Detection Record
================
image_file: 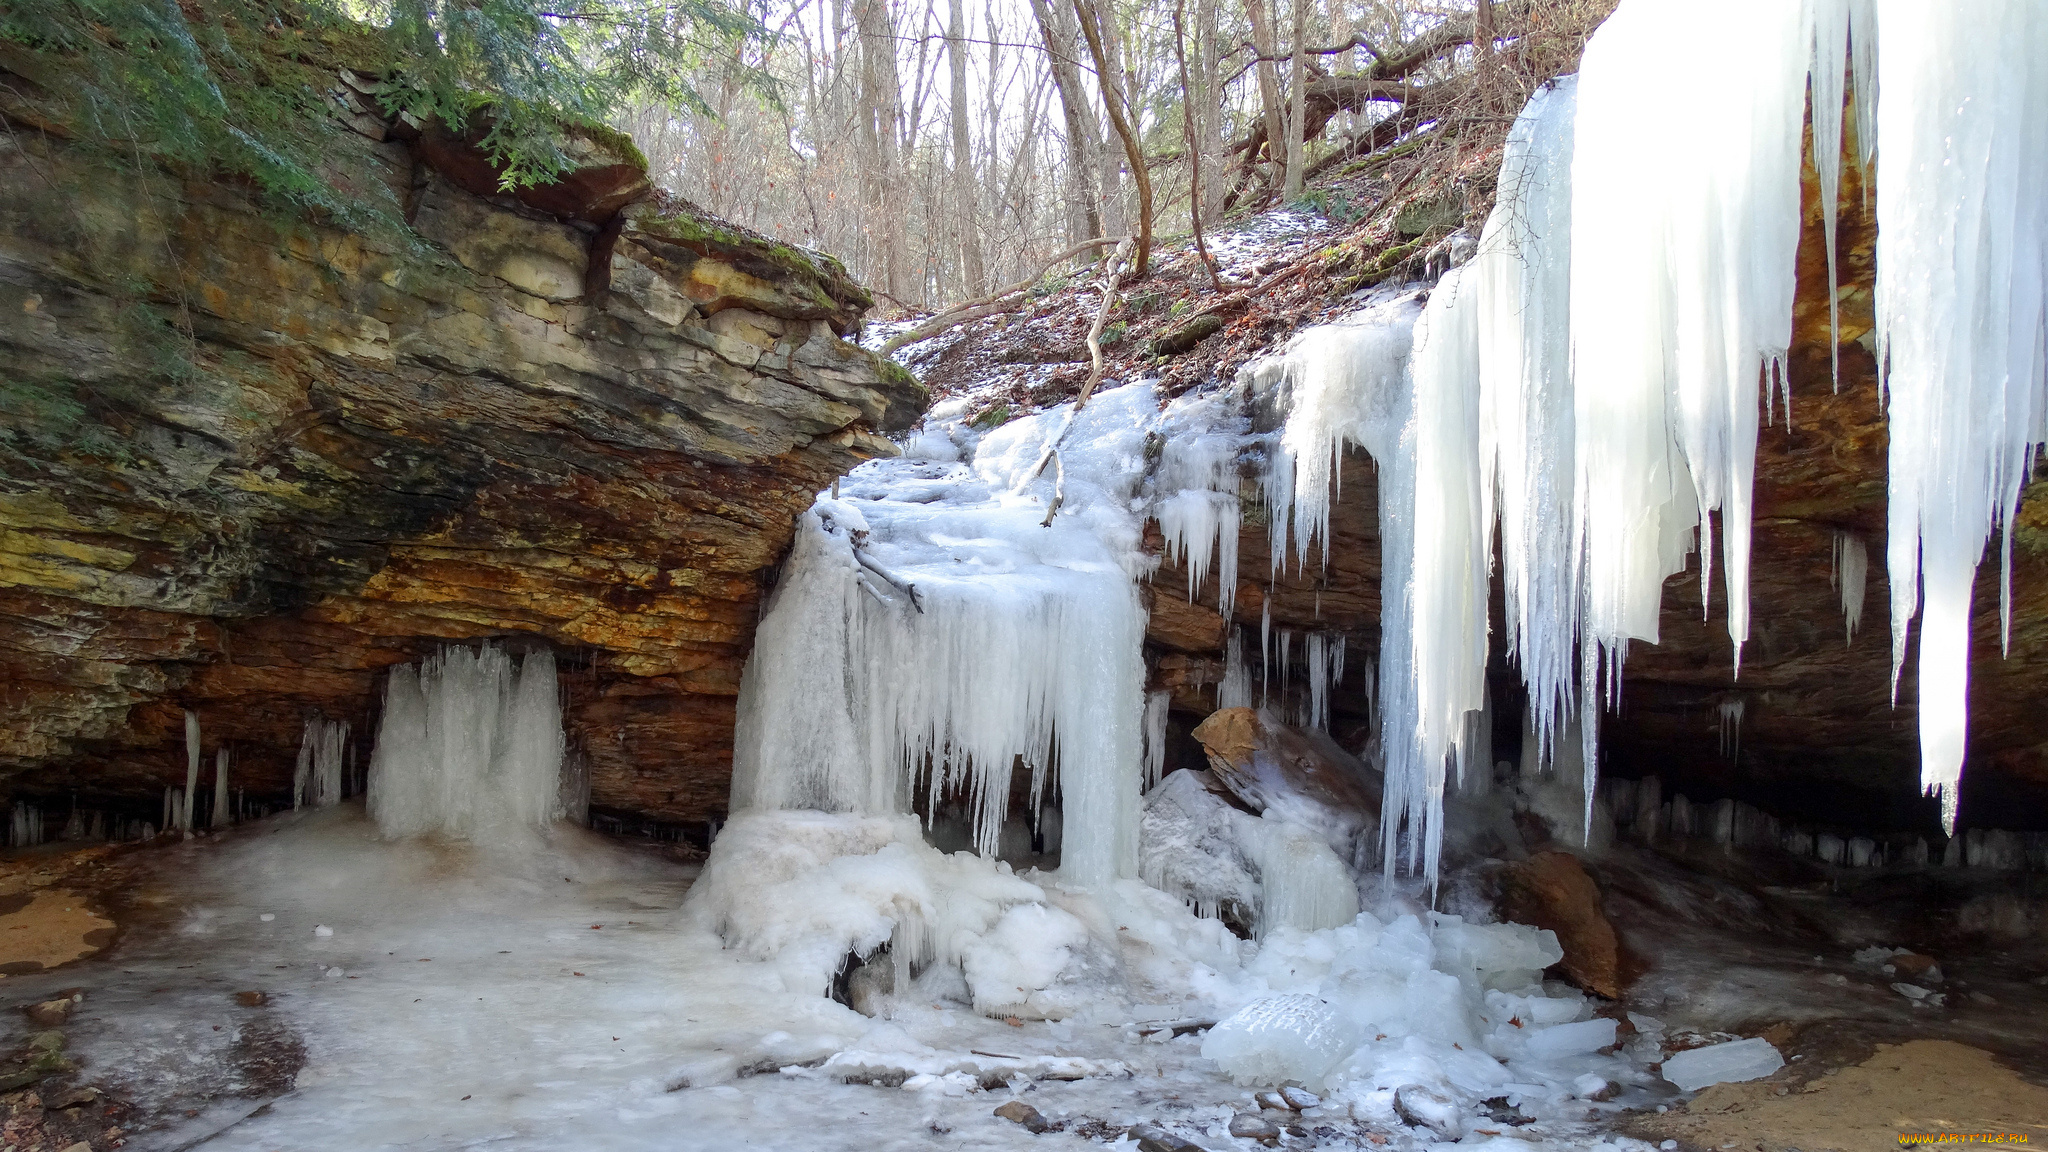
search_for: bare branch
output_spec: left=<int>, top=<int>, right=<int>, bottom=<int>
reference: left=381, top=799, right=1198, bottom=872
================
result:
left=876, top=236, right=1116, bottom=353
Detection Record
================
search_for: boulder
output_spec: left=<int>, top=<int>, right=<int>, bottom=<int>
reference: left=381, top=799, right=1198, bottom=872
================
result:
left=1191, top=708, right=1380, bottom=829
left=1498, top=851, right=1628, bottom=999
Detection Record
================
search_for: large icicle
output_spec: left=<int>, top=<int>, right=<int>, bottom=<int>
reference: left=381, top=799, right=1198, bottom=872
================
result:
left=1569, top=0, right=1818, bottom=684
left=1474, top=76, right=1579, bottom=761
left=1832, top=530, right=1868, bottom=644
left=1873, top=0, right=2048, bottom=836
left=181, top=710, right=200, bottom=835
left=1249, top=294, right=1427, bottom=877
left=1403, top=263, right=1491, bottom=883
left=211, top=747, right=231, bottom=830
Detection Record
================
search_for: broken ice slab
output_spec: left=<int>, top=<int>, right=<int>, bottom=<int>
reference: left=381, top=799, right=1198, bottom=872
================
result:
left=1661, top=1036, right=1784, bottom=1091
left=1525, top=1017, right=1617, bottom=1059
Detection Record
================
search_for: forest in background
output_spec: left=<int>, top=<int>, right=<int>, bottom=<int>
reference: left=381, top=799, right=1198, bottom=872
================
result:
left=625, top=0, right=1611, bottom=313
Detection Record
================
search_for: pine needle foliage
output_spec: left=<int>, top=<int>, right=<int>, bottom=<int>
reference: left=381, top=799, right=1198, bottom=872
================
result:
left=1, top=0, right=770, bottom=223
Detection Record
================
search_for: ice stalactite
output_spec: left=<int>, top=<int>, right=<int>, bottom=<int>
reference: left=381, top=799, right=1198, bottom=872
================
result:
left=1406, top=261, right=1491, bottom=877
left=1475, top=76, right=1579, bottom=763
left=1219, top=628, right=1253, bottom=709
left=1154, top=397, right=1248, bottom=620
left=211, top=747, right=231, bottom=830
left=9, top=803, right=41, bottom=848
left=182, top=709, right=200, bottom=834
left=365, top=646, right=566, bottom=841
left=295, top=716, right=350, bottom=810
left=1832, top=530, right=1868, bottom=644
left=1873, top=0, right=2048, bottom=837
left=1248, top=294, right=1425, bottom=877
left=1717, top=699, right=1745, bottom=763
left=731, top=387, right=1154, bottom=888
left=1570, top=0, right=1820, bottom=691
left=1259, top=601, right=1272, bottom=701
left=1142, top=690, right=1171, bottom=790
left=1303, top=632, right=1344, bottom=732
left=1249, top=817, right=1360, bottom=934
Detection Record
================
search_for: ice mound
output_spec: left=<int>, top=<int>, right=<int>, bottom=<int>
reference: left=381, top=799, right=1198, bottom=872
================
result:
left=687, top=811, right=1247, bottom=1019
left=685, top=811, right=1049, bottom=1002
left=1206, top=908, right=1587, bottom=1110
left=1139, top=769, right=1359, bottom=934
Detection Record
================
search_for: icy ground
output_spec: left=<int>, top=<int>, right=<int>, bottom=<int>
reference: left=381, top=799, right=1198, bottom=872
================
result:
left=6, top=808, right=1690, bottom=1152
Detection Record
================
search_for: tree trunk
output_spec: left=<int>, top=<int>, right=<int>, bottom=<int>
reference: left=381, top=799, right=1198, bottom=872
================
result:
left=1243, top=0, right=1287, bottom=186
left=1071, top=0, right=1152, bottom=274
left=1282, top=0, right=1307, bottom=198
left=854, top=0, right=906, bottom=301
left=1029, top=0, right=1105, bottom=245
left=1196, top=0, right=1224, bottom=221
left=947, top=0, right=985, bottom=296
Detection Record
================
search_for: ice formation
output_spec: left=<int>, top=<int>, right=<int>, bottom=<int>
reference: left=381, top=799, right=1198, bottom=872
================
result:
left=1230, top=0, right=2046, bottom=877
left=1141, top=690, right=1171, bottom=790
left=365, top=645, right=566, bottom=840
left=1138, top=771, right=1358, bottom=935
left=730, top=387, right=1159, bottom=888
left=1832, top=530, right=1868, bottom=644
left=9, top=803, right=42, bottom=848
left=181, top=709, right=200, bottom=834
left=1201, top=911, right=1576, bottom=1101
left=1874, top=2, right=2048, bottom=836
left=211, top=747, right=231, bottom=830
left=1717, top=699, right=1745, bottom=763
left=294, top=716, right=350, bottom=810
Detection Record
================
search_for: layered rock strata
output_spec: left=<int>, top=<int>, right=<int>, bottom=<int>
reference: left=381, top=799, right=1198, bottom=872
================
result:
left=0, top=57, right=923, bottom=829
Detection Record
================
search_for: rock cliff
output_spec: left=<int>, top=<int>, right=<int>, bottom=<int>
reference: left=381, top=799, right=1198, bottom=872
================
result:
left=0, top=49, right=924, bottom=833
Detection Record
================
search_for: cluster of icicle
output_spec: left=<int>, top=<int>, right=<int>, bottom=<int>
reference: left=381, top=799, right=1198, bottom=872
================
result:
left=366, top=645, right=567, bottom=841
left=295, top=717, right=351, bottom=810
left=159, top=710, right=241, bottom=836
left=1249, top=0, right=2045, bottom=884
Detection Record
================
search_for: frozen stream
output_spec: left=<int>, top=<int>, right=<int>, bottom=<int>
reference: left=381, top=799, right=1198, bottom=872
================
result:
left=9, top=808, right=1669, bottom=1152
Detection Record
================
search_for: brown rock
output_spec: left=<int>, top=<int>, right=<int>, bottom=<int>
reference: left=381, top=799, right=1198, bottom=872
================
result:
left=1889, top=953, right=1940, bottom=981
left=1191, top=708, right=1380, bottom=818
left=21, top=1000, right=71, bottom=1028
left=414, top=117, right=652, bottom=224
left=234, top=991, right=270, bottom=1008
left=1141, top=583, right=1229, bottom=653
left=1498, top=851, right=1627, bottom=999
left=994, top=1099, right=1050, bottom=1133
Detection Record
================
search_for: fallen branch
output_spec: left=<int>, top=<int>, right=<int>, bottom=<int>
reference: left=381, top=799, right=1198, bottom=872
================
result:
left=877, top=237, right=1116, bottom=354
left=1038, top=449, right=1066, bottom=527
left=1015, top=237, right=1136, bottom=496
left=853, top=548, right=925, bottom=613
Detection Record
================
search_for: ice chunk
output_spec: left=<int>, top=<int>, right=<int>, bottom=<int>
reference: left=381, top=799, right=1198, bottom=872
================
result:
left=1202, top=994, right=1357, bottom=1091
left=1524, top=1017, right=1615, bottom=1060
left=1661, top=1036, right=1784, bottom=1091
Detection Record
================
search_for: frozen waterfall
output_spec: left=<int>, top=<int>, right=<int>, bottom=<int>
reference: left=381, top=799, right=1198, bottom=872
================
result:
left=365, top=645, right=567, bottom=841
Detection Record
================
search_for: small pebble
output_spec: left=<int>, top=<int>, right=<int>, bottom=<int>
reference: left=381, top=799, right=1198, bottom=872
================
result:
left=260, top=913, right=275, bottom=922
left=313, top=925, right=333, bottom=937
